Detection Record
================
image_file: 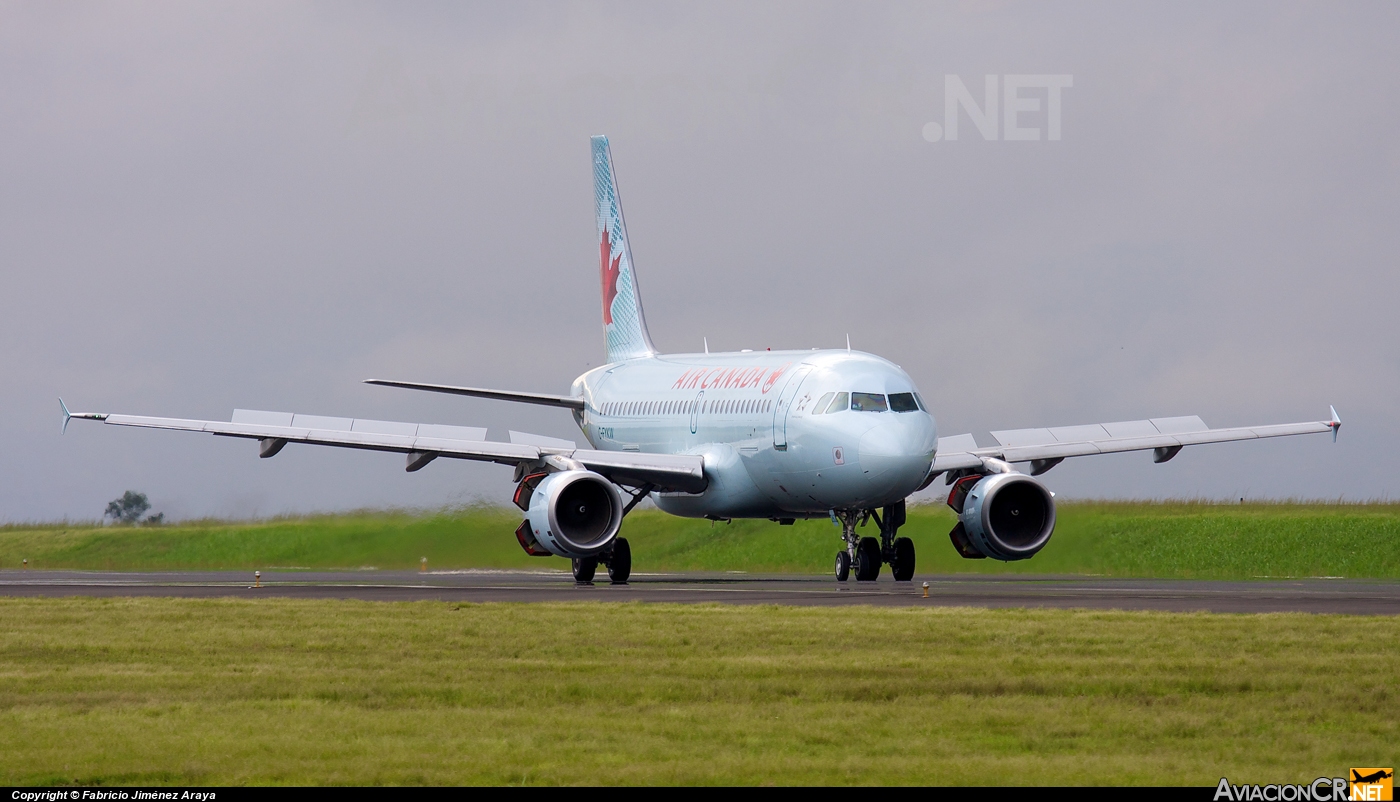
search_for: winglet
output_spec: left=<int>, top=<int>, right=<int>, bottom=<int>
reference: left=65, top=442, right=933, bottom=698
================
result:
left=1329, top=405, right=1341, bottom=443
left=58, top=398, right=108, bottom=434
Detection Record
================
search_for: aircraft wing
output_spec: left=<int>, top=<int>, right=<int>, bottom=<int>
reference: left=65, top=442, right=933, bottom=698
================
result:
left=931, top=408, right=1340, bottom=478
left=61, top=405, right=706, bottom=493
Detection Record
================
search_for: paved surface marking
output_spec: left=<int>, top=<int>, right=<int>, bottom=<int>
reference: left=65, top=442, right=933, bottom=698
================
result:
left=2, top=570, right=1398, bottom=614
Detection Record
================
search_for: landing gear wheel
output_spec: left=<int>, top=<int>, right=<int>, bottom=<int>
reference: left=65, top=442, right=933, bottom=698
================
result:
left=891, top=536, right=916, bottom=582
left=607, top=538, right=631, bottom=584
left=572, top=557, right=597, bottom=583
left=855, top=536, right=882, bottom=581
left=834, top=550, right=851, bottom=582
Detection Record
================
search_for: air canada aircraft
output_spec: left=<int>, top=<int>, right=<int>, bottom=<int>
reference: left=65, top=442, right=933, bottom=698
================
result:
left=62, top=136, right=1342, bottom=584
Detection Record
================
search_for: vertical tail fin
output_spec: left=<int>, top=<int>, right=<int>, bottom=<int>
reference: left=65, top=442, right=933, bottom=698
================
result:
left=593, top=135, right=656, bottom=362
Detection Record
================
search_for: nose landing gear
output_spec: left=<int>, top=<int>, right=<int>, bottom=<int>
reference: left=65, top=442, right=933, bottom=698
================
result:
left=855, top=536, right=882, bottom=581
left=832, top=500, right=916, bottom=582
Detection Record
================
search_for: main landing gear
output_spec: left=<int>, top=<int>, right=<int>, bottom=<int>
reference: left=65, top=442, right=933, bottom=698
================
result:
left=833, top=499, right=915, bottom=582
left=573, top=537, right=631, bottom=585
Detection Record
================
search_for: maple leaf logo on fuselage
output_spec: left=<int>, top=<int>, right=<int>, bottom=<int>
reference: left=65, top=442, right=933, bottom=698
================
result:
left=600, top=226, right=622, bottom=326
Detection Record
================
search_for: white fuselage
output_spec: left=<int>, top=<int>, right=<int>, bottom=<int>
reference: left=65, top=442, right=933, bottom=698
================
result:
left=569, top=349, right=938, bottom=518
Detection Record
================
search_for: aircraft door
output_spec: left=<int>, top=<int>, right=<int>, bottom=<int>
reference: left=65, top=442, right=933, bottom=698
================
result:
left=690, top=390, right=704, bottom=435
left=771, top=366, right=813, bottom=450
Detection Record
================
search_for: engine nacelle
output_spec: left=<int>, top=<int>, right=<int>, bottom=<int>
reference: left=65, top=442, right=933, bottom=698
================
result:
left=950, top=472, right=1056, bottom=561
left=523, top=470, right=624, bottom=559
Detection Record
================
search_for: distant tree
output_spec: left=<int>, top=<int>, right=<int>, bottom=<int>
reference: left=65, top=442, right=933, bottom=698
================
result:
left=105, top=491, right=163, bottom=525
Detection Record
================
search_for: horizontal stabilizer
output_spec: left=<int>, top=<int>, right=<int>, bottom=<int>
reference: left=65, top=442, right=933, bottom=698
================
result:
left=364, top=379, right=585, bottom=410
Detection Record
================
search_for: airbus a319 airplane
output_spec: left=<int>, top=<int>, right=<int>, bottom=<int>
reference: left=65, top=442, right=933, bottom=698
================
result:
left=63, top=136, right=1342, bottom=584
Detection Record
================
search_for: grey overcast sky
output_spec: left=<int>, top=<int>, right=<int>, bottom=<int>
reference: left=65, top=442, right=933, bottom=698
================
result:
left=2, top=2, right=1397, bottom=522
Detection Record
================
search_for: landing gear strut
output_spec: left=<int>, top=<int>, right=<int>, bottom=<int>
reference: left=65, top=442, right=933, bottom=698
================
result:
left=832, top=500, right=915, bottom=582
left=833, top=511, right=885, bottom=581
left=855, top=536, right=881, bottom=581
left=834, top=510, right=861, bottom=582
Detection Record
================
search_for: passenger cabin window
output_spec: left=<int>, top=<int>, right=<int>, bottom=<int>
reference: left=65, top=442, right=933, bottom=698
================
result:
left=825, top=392, right=849, bottom=413
left=811, top=392, right=834, bottom=415
left=888, top=392, right=919, bottom=412
left=850, top=392, right=888, bottom=412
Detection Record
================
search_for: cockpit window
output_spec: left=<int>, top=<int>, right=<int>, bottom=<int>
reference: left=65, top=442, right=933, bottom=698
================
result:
left=888, top=392, right=919, bottom=412
left=850, top=392, right=888, bottom=412
left=825, top=392, right=849, bottom=413
left=810, top=392, right=834, bottom=415
left=913, top=392, right=927, bottom=412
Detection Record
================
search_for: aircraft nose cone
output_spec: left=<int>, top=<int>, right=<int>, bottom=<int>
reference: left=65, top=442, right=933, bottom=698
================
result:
left=858, top=421, right=906, bottom=461
left=858, top=418, right=932, bottom=498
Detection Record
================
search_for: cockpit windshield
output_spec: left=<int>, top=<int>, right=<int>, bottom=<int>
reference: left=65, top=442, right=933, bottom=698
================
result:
left=850, top=392, right=888, bottom=412
left=811, top=390, right=924, bottom=415
left=888, top=392, right=919, bottom=412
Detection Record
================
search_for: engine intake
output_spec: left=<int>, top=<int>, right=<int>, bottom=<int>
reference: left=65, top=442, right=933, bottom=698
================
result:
left=523, top=470, right=624, bottom=558
left=947, top=473, right=1055, bottom=561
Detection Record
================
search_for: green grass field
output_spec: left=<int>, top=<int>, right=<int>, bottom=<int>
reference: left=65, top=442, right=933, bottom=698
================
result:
left=4, top=507, right=1398, bottom=785
left=3, top=502, right=1399, bottom=579
left=1, top=598, right=1395, bottom=785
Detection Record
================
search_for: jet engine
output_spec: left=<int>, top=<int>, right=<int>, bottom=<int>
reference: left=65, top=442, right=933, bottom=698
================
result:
left=946, top=472, right=1056, bottom=561
left=519, top=470, right=624, bottom=559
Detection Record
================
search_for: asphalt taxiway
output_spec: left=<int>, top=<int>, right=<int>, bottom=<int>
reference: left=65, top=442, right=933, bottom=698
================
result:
left=2, top=569, right=1398, bottom=614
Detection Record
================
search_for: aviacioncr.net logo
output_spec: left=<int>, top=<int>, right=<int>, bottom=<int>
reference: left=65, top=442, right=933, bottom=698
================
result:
left=1214, top=771, right=1393, bottom=802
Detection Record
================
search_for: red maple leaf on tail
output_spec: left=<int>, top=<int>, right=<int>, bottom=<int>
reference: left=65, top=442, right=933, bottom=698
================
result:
left=599, top=226, right=622, bottom=325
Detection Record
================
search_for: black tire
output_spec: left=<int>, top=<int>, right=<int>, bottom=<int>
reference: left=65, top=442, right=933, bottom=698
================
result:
left=607, top=538, right=631, bottom=584
left=891, top=536, right=916, bottom=582
left=855, top=536, right=882, bottom=581
left=572, top=556, right=598, bottom=583
left=834, top=550, right=851, bottom=582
